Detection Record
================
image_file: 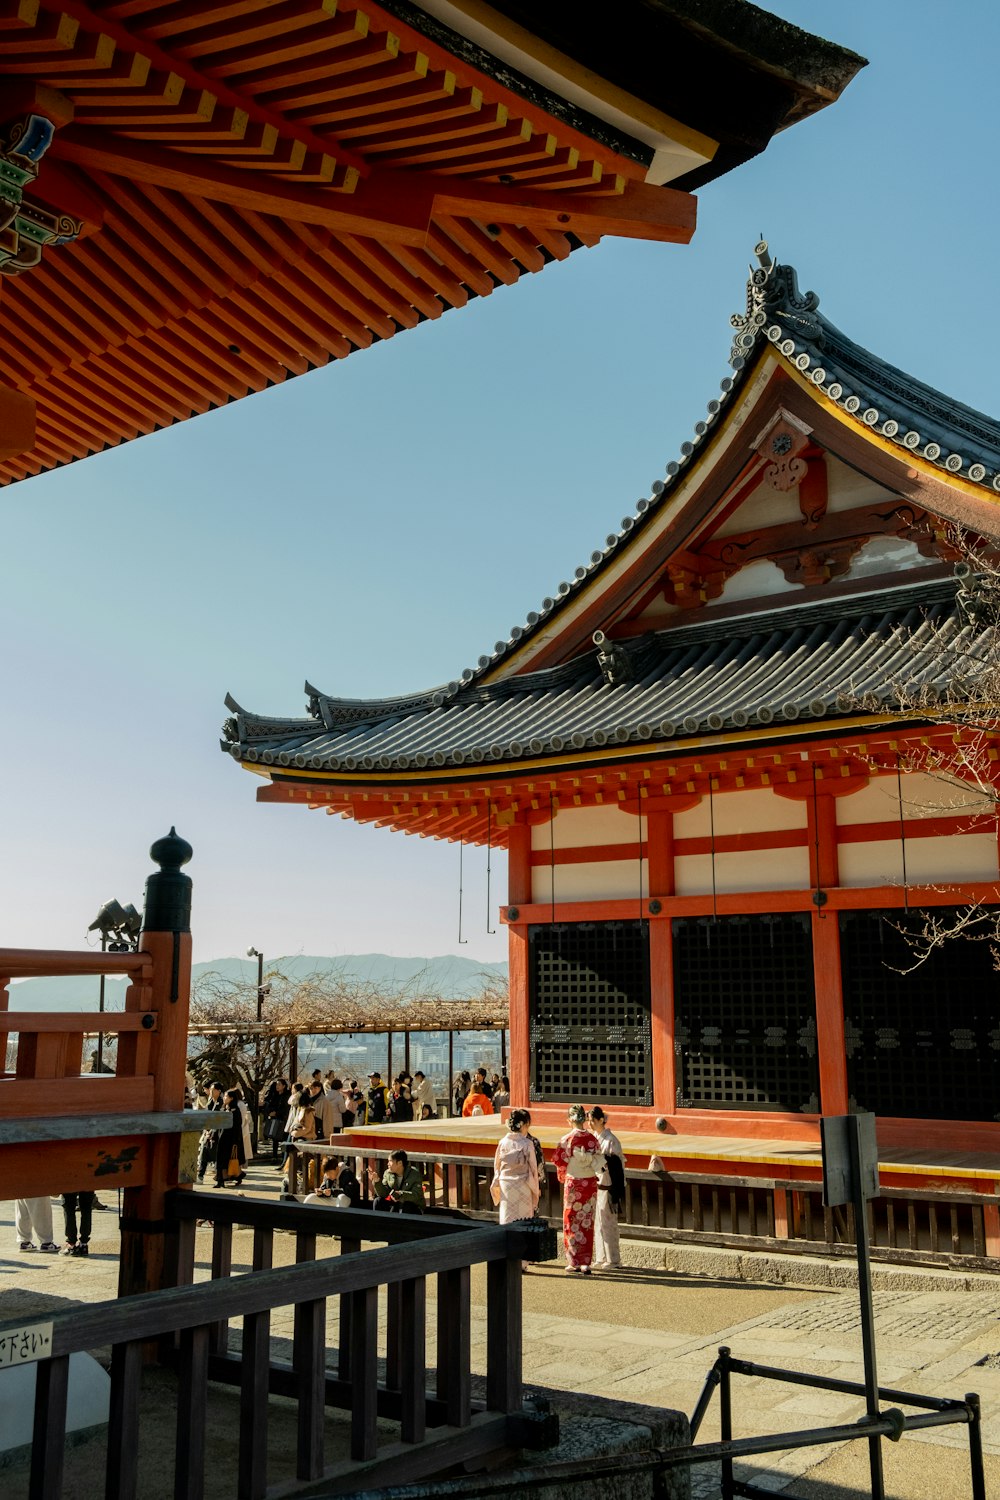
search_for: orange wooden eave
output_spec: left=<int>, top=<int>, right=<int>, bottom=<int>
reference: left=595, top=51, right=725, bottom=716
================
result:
left=0, top=0, right=698, bottom=484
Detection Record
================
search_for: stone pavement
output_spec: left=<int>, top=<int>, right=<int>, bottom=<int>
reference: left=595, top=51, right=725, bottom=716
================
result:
left=3, top=1169, right=1000, bottom=1498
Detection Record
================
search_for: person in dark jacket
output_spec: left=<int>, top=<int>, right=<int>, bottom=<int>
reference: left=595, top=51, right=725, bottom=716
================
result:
left=304, top=1156, right=361, bottom=1208
left=368, top=1150, right=425, bottom=1212
left=213, top=1089, right=246, bottom=1187
left=365, top=1071, right=390, bottom=1124
left=261, top=1077, right=290, bottom=1158
left=197, top=1082, right=226, bottom=1180
left=387, top=1081, right=413, bottom=1123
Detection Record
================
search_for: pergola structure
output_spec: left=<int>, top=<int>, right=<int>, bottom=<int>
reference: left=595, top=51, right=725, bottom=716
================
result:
left=0, top=0, right=863, bottom=481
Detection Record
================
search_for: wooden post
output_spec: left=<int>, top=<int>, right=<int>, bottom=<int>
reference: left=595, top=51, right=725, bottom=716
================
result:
left=813, top=910, right=849, bottom=1116
left=119, top=830, right=193, bottom=1302
left=507, top=819, right=531, bottom=1108
left=648, top=808, right=676, bottom=1114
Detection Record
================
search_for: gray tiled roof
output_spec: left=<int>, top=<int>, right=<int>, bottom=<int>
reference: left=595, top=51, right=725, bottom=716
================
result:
left=224, top=577, right=986, bottom=775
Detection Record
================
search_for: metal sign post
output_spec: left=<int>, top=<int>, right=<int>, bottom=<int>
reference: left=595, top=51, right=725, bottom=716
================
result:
left=821, top=1112, right=883, bottom=1500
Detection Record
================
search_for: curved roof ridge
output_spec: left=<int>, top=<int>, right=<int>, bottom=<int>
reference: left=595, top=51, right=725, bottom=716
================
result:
left=444, top=242, right=1000, bottom=699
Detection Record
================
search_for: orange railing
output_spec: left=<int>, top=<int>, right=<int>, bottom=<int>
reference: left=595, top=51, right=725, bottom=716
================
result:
left=0, top=946, right=159, bottom=1116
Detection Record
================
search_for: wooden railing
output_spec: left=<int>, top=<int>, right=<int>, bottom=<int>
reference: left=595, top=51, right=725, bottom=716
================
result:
left=290, top=1143, right=1000, bottom=1271
left=6, top=1191, right=556, bottom=1500
left=0, top=947, right=157, bottom=1115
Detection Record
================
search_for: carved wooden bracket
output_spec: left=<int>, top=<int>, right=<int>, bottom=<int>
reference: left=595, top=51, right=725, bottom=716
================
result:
left=0, top=81, right=81, bottom=276
left=774, top=536, right=869, bottom=587
left=751, top=408, right=813, bottom=492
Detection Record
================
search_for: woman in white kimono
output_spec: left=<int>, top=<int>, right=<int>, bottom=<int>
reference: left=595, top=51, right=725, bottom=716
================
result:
left=588, top=1106, right=623, bottom=1269
left=491, top=1108, right=540, bottom=1255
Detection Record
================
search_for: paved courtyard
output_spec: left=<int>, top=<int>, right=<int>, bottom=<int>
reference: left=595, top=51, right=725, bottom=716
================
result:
left=3, top=1168, right=999, bottom=1498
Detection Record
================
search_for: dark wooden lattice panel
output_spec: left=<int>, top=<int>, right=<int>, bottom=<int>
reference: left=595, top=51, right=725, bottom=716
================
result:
left=673, top=914, right=819, bottom=1112
left=840, top=909, right=1000, bottom=1121
left=529, top=921, right=651, bottom=1105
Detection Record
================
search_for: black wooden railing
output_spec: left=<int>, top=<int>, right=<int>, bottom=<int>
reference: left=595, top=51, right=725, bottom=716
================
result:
left=290, top=1142, right=1000, bottom=1270
left=7, top=1190, right=556, bottom=1500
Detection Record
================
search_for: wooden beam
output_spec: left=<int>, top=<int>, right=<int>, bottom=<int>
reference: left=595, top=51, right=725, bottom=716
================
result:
left=49, top=128, right=695, bottom=246
left=430, top=175, right=696, bottom=245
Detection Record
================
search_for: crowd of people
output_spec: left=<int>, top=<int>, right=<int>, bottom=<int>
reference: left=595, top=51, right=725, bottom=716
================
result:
left=15, top=1058, right=629, bottom=1273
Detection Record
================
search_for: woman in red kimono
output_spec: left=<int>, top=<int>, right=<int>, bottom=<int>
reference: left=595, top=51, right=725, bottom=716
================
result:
left=552, top=1104, right=603, bottom=1274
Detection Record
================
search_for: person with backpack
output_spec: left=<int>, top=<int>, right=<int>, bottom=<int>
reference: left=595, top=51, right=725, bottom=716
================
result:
left=365, top=1070, right=390, bottom=1124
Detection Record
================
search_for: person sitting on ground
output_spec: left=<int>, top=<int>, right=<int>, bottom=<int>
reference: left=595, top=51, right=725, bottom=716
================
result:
left=368, top=1150, right=426, bottom=1212
left=419, top=1103, right=434, bottom=1122
left=411, top=1070, right=436, bottom=1117
left=303, top=1155, right=361, bottom=1208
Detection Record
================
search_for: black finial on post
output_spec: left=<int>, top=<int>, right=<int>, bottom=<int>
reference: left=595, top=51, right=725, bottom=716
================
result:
left=142, top=827, right=193, bottom=934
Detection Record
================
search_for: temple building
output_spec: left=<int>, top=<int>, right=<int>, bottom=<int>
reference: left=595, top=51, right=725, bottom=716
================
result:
left=225, top=242, right=1000, bottom=1166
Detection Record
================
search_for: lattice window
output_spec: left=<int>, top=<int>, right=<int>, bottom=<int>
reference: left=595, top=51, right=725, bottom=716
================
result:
left=841, top=909, right=1000, bottom=1121
left=529, top=921, right=651, bottom=1105
left=673, top=914, right=819, bottom=1112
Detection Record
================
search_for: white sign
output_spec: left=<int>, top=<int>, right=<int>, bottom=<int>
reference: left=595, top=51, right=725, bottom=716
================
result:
left=0, top=1322, right=54, bottom=1369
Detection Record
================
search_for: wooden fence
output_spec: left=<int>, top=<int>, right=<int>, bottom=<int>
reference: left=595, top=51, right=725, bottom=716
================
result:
left=7, top=1190, right=556, bottom=1500
left=290, top=1143, right=1000, bottom=1272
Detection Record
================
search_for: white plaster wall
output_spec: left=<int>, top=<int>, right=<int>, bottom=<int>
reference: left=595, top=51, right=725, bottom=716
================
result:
left=539, top=859, right=649, bottom=903
left=673, top=787, right=808, bottom=838
left=836, top=772, right=994, bottom=825
left=530, top=803, right=638, bottom=850
left=674, top=847, right=811, bottom=895
left=714, top=477, right=801, bottom=535
left=825, top=454, right=898, bottom=515
left=843, top=536, right=928, bottom=580
left=716, top=558, right=800, bottom=604
left=838, top=833, right=998, bottom=887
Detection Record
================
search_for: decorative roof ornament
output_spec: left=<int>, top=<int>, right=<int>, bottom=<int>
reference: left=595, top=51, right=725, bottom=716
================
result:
left=593, top=630, right=633, bottom=687
left=730, top=239, right=823, bottom=363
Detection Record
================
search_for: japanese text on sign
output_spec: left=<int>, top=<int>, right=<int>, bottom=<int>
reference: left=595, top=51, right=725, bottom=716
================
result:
left=0, top=1322, right=54, bottom=1368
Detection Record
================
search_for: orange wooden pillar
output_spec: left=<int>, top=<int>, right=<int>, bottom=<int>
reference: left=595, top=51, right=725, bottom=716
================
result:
left=647, top=807, right=676, bottom=1114
left=118, top=829, right=194, bottom=1300
left=506, top=821, right=531, bottom=1108
left=809, top=791, right=849, bottom=1115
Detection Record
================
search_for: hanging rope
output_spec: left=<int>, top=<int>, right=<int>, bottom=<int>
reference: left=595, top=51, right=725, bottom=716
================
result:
left=457, top=841, right=468, bottom=944
left=486, top=800, right=496, bottom=934
left=709, top=778, right=718, bottom=921
left=896, top=756, right=910, bottom=911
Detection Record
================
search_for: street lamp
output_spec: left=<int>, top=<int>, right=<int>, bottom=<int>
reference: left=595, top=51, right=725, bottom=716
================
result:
left=88, top=899, right=141, bottom=1072
left=247, top=946, right=271, bottom=1140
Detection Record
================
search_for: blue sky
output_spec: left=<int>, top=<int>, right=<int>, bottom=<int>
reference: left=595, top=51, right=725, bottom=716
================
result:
left=4, top=1, right=999, bottom=964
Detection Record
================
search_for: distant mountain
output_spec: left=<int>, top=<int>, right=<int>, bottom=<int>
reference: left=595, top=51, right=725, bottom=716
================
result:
left=7, top=952, right=508, bottom=1012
